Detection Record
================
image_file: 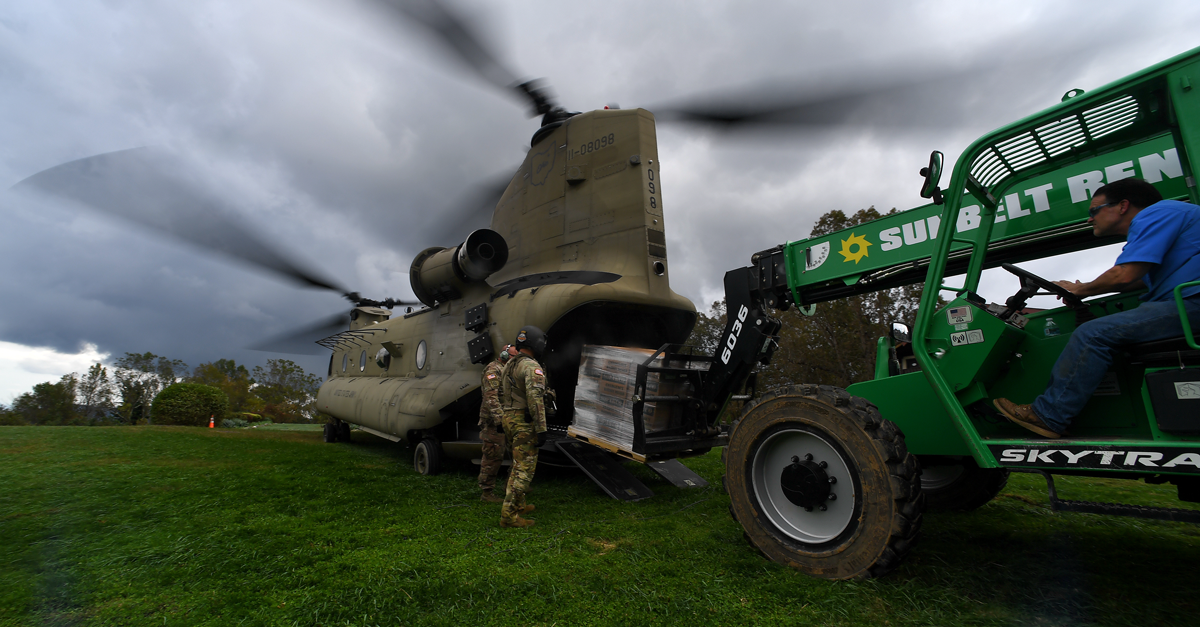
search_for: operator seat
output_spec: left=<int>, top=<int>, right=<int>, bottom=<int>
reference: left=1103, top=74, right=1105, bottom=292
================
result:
left=1123, top=336, right=1200, bottom=367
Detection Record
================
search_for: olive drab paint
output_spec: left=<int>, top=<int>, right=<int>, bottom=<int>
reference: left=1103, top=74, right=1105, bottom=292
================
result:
left=316, top=109, right=695, bottom=453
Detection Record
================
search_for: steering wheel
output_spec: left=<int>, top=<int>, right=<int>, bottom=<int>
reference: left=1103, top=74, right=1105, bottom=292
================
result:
left=1001, top=263, right=1086, bottom=309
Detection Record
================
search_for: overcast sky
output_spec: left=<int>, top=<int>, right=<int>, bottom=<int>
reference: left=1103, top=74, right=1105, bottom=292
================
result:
left=2, top=0, right=1198, bottom=403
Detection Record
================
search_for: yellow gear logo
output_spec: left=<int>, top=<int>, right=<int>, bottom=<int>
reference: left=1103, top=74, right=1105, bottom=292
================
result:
left=838, top=232, right=872, bottom=264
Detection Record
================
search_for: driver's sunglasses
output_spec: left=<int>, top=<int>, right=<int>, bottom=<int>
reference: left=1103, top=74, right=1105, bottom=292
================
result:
left=1088, top=200, right=1120, bottom=218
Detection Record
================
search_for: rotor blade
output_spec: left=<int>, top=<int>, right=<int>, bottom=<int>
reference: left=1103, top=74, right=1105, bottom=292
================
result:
left=365, top=0, right=555, bottom=116
left=344, top=293, right=424, bottom=308
left=652, top=73, right=961, bottom=130
left=13, top=147, right=347, bottom=294
left=426, top=170, right=514, bottom=246
left=371, top=0, right=516, bottom=88
left=650, top=49, right=1079, bottom=131
left=250, top=312, right=350, bottom=355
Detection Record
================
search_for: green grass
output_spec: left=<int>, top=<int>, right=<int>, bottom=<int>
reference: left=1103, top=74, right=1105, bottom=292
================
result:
left=1, top=426, right=1198, bottom=626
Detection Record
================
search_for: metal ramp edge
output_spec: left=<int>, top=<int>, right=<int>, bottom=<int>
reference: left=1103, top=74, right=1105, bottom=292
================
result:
left=646, top=458, right=709, bottom=489
left=552, top=436, right=654, bottom=502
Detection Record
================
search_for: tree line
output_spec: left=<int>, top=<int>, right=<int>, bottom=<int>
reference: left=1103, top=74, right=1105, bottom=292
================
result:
left=0, top=352, right=324, bottom=427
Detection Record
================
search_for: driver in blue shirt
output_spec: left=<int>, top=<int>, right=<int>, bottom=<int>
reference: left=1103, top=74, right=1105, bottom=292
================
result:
left=994, top=177, right=1200, bottom=437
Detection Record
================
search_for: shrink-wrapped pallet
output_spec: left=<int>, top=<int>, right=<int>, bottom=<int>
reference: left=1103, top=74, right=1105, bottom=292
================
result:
left=570, top=345, right=689, bottom=451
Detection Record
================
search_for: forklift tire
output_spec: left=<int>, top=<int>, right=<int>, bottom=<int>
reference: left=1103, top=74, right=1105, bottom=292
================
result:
left=337, top=421, right=351, bottom=442
left=919, top=458, right=1009, bottom=512
left=323, top=423, right=337, bottom=443
left=723, top=385, right=924, bottom=580
left=414, top=438, right=443, bottom=476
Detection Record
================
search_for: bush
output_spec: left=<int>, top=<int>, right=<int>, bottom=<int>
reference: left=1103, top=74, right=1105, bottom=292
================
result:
left=151, top=383, right=228, bottom=426
left=220, top=418, right=249, bottom=429
left=0, top=410, right=28, bottom=426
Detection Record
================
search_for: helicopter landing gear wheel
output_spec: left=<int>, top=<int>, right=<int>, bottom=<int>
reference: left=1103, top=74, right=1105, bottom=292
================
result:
left=337, top=421, right=351, bottom=442
left=413, top=437, right=443, bottom=476
left=723, top=385, right=924, bottom=580
left=323, top=423, right=337, bottom=443
left=920, top=458, right=1009, bottom=512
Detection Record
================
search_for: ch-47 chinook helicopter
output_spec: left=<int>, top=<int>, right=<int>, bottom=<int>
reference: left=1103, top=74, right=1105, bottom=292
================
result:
left=313, top=102, right=702, bottom=482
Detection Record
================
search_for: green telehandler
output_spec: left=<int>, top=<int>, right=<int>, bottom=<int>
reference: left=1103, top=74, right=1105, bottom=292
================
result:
left=701, top=46, right=1200, bottom=579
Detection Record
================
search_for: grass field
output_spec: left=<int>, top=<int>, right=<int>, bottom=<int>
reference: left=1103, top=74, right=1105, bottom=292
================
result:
left=2, top=425, right=1199, bottom=627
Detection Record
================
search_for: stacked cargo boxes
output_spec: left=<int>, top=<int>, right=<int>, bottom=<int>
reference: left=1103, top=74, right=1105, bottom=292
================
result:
left=570, top=345, right=689, bottom=456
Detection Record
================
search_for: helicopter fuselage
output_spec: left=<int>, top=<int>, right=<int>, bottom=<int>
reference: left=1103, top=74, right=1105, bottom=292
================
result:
left=316, top=108, right=696, bottom=454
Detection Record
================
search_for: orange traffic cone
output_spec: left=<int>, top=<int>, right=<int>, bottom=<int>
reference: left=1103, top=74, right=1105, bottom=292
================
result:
left=208, top=415, right=215, bottom=428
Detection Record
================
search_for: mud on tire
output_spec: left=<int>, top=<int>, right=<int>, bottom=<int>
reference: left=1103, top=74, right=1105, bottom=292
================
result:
left=722, top=385, right=924, bottom=580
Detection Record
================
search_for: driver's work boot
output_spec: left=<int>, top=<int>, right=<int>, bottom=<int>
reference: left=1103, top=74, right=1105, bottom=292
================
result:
left=993, top=398, right=1062, bottom=439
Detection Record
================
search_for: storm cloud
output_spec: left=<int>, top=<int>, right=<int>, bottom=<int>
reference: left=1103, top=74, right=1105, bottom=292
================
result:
left=2, top=0, right=1197, bottom=400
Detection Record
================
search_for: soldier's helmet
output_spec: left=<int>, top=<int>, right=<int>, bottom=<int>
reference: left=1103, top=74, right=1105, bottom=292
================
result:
left=514, top=325, right=548, bottom=357
left=498, top=344, right=514, bottom=363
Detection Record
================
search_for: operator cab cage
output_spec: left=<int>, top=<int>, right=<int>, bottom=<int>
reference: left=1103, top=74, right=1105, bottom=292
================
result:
left=740, top=46, right=1200, bottom=471
left=713, top=48, right=1200, bottom=581
left=904, top=47, right=1200, bottom=460
left=928, top=48, right=1199, bottom=307
left=728, top=46, right=1200, bottom=469
left=774, top=45, right=1200, bottom=309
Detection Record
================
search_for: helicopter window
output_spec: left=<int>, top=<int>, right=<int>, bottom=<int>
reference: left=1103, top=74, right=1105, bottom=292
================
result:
left=416, top=340, right=428, bottom=370
left=375, top=348, right=391, bottom=370
left=342, top=353, right=348, bottom=373
left=359, top=350, right=367, bottom=372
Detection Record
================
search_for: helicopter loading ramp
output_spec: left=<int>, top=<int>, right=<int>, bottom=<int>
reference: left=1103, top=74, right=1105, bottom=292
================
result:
left=552, top=435, right=653, bottom=501
left=550, top=433, right=709, bottom=501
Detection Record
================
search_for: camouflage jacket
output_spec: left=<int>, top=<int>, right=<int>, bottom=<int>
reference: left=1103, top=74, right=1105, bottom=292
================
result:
left=478, top=358, right=505, bottom=428
left=500, top=354, right=547, bottom=433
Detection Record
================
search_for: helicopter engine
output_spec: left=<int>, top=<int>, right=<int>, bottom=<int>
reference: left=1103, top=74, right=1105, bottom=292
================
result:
left=409, top=229, right=509, bottom=307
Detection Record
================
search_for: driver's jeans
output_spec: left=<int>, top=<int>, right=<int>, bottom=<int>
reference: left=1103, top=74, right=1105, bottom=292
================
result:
left=1033, top=294, right=1200, bottom=433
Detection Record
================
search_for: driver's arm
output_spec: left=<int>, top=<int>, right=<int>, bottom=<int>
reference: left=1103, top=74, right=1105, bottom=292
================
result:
left=1054, top=262, right=1151, bottom=297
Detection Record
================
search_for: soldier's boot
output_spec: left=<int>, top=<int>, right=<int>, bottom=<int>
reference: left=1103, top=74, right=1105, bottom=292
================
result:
left=480, top=490, right=503, bottom=503
left=519, top=504, right=535, bottom=514
left=500, top=516, right=535, bottom=528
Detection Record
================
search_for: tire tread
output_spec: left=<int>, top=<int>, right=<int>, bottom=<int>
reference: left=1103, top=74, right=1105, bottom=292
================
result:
left=723, top=384, right=924, bottom=580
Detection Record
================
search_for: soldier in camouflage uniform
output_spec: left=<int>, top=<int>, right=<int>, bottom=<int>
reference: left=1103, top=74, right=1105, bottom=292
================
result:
left=478, top=344, right=515, bottom=503
left=498, top=326, right=549, bottom=528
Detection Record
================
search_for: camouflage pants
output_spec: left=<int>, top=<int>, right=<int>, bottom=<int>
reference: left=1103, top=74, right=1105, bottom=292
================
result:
left=477, top=422, right=506, bottom=491
left=500, top=410, right=539, bottom=524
